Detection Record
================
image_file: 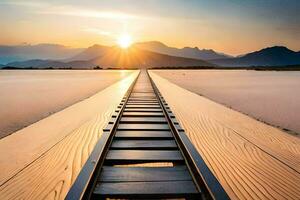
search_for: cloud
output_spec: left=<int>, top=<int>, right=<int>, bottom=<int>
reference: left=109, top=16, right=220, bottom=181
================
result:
left=1, top=1, right=138, bottom=20
left=84, top=28, right=112, bottom=36
left=0, top=1, right=47, bottom=8
left=38, top=6, right=137, bottom=20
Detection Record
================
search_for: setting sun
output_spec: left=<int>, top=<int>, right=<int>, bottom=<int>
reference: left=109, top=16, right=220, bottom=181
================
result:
left=117, top=34, right=132, bottom=49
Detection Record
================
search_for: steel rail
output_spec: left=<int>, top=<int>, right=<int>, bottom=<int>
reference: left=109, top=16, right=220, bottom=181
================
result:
left=65, top=71, right=140, bottom=200
left=65, top=70, right=229, bottom=200
left=148, top=70, right=229, bottom=200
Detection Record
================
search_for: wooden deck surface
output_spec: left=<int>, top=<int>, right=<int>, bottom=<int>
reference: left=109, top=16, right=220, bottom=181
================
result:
left=149, top=71, right=300, bottom=200
left=0, top=71, right=139, bottom=200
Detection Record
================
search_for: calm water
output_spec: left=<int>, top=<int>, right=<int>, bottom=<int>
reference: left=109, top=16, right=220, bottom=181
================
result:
left=154, top=70, right=300, bottom=135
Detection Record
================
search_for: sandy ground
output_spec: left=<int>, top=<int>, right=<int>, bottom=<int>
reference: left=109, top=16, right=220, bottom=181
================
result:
left=150, top=71, right=300, bottom=199
left=0, top=71, right=139, bottom=199
left=0, top=70, right=133, bottom=138
left=153, top=70, right=300, bottom=135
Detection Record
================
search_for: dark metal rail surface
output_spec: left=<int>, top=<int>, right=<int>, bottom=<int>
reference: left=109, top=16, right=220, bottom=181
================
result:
left=66, top=70, right=229, bottom=200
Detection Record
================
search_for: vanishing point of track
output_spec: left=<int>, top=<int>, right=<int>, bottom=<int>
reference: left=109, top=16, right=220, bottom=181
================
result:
left=66, top=70, right=229, bottom=199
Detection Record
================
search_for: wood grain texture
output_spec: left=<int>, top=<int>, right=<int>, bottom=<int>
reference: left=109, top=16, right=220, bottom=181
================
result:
left=0, top=70, right=134, bottom=138
left=150, top=71, right=300, bottom=200
left=93, top=181, right=198, bottom=196
left=0, top=71, right=139, bottom=200
left=117, top=123, right=170, bottom=130
left=99, top=166, right=190, bottom=182
left=111, top=140, right=177, bottom=149
left=106, top=150, right=183, bottom=161
left=115, top=130, right=173, bottom=139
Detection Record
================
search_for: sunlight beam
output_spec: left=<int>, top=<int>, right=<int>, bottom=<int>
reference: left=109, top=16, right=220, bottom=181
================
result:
left=117, top=34, right=132, bottom=49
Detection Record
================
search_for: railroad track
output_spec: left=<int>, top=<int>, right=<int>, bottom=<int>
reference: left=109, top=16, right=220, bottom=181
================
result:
left=66, top=70, right=229, bottom=200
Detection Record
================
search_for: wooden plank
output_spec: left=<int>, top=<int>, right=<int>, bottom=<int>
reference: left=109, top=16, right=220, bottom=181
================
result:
left=130, top=93, right=155, bottom=95
left=106, top=150, right=183, bottom=162
left=127, top=99, right=158, bottom=102
left=128, top=98, right=157, bottom=100
left=124, top=108, right=162, bottom=112
left=127, top=102, right=159, bottom=104
left=126, top=105, right=161, bottom=108
left=0, top=71, right=140, bottom=200
left=129, top=97, right=156, bottom=100
left=120, top=117, right=167, bottom=123
left=122, top=112, right=164, bottom=117
left=93, top=181, right=199, bottom=198
left=99, top=166, right=191, bottom=182
left=125, top=106, right=161, bottom=109
left=130, top=96, right=157, bottom=99
left=127, top=102, right=159, bottom=105
left=115, top=131, right=173, bottom=139
left=128, top=97, right=158, bottom=103
left=129, top=98, right=157, bottom=100
left=131, top=91, right=154, bottom=93
left=128, top=99, right=158, bottom=101
left=130, top=94, right=156, bottom=97
left=126, top=104, right=160, bottom=106
left=132, top=90, right=154, bottom=92
left=131, top=92, right=155, bottom=94
left=117, top=123, right=170, bottom=131
left=111, top=140, right=177, bottom=149
left=131, top=92, right=155, bottom=93
left=149, top=71, right=300, bottom=199
left=129, top=95, right=156, bottom=98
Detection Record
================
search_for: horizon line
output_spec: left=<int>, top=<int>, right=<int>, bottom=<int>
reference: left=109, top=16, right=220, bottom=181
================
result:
left=0, top=41, right=299, bottom=57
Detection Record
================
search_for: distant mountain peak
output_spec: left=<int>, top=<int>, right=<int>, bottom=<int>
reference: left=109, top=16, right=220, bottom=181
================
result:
left=247, top=46, right=296, bottom=57
left=267, top=45, right=289, bottom=49
left=66, top=44, right=110, bottom=61
left=87, top=44, right=109, bottom=49
left=182, top=46, right=199, bottom=50
left=202, top=49, right=215, bottom=53
left=211, top=45, right=300, bottom=67
left=260, top=46, right=293, bottom=52
left=134, top=41, right=231, bottom=60
left=135, top=41, right=168, bottom=48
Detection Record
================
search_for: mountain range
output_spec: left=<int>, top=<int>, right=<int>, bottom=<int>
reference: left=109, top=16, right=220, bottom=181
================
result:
left=1, top=42, right=300, bottom=68
left=210, top=46, right=300, bottom=66
left=7, top=46, right=212, bottom=69
left=133, top=41, right=231, bottom=60
left=0, top=44, right=83, bottom=64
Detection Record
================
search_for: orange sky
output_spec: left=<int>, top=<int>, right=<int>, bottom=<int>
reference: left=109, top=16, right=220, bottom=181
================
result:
left=1, top=0, right=299, bottom=55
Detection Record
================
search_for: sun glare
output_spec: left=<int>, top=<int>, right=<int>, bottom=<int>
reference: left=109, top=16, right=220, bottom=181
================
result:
left=117, top=34, right=132, bottom=49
